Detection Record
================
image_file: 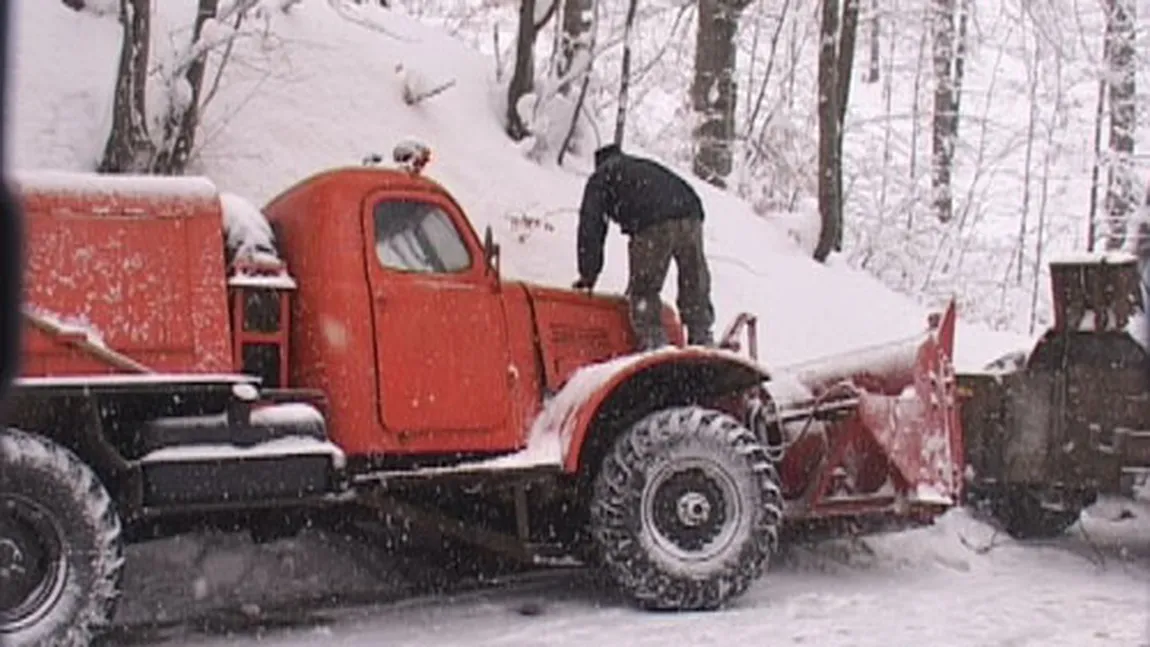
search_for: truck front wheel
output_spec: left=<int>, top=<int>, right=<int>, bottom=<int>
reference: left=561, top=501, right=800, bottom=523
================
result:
left=589, top=406, right=783, bottom=611
left=0, top=428, right=124, bottom=646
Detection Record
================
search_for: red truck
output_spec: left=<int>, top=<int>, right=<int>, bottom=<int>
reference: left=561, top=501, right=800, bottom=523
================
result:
left=1, top=142, right=963, bottom=646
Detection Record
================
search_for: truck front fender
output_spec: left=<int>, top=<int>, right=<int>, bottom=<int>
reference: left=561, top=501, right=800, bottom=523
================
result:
left=532, top=347, right=770, bottom=475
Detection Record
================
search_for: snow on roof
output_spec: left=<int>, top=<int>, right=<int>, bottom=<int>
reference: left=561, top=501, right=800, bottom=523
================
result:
left=1048, top=250, right=1139, bottom=265
left=220, top=191, right=281, bottom=263
left=11, top=169, right=218, bottom=199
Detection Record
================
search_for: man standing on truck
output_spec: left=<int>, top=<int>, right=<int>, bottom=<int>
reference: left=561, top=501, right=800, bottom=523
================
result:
left=572, top=144, right=716, bottom=350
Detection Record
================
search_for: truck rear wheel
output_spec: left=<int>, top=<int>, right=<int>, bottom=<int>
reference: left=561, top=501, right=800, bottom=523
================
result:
left=0, top=428, right=124, bottom=646
left=589, top=406, right=782, bottom=611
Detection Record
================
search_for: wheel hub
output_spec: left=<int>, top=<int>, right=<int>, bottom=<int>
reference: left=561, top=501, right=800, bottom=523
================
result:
left=676, top=491, right=712, bottom=527
left=642, top=460, right=742, bottom=564
left=0, top=495, right=68, bottom=632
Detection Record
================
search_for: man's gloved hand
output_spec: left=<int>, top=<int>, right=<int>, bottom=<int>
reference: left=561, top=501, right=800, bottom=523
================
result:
left=572, top=276, right=595, bottom=292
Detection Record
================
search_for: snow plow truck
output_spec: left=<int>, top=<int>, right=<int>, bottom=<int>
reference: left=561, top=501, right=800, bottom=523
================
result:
left=1, top=141, right=963, bottom=646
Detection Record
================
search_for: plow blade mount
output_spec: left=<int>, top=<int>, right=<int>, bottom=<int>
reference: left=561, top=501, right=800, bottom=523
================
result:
left=774, top=301, right=962, bottom=514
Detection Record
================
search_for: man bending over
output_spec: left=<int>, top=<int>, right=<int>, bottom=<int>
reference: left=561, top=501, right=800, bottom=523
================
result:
left=573, top=144, right=715, bottom=350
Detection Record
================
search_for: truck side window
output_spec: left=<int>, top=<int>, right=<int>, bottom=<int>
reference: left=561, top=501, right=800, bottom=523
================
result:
left=373, top=199, right=472, bottom=274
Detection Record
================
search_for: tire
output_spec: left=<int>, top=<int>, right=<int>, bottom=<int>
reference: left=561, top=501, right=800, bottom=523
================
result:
left=589, top=406, right=783, bottom=611
left=0, top=428, right=124, bottom=647
left=991, top=488, right=1084, bottom=540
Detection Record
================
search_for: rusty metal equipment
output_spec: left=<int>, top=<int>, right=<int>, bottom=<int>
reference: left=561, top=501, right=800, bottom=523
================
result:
left=959, top=252, right=1150, bottom=538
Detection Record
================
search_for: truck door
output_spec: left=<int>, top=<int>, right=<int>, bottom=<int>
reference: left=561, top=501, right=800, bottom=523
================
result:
left=362, top=189, right=515, bottom=453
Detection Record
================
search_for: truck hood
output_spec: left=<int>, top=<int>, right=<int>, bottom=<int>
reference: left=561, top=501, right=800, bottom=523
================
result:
left=512, top=282, right=684, bottom=390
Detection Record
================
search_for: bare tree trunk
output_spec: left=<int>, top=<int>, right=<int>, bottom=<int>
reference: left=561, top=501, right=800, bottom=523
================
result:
left=951, top=0, right=969, bottom=139
left=814, top=0, right=841, bottom=261
left=877, top=6, right=895, bottom=223
left=614, top=0, right=639, bottom=145
left=832, top=0, right=859, bottom=251
left=99, top=0, right=154, bottom=173
left=506, top=0, right=538, bottom=140
left=1029, top=54, right=1060, bottom=334
left=907, top=17, right=927, bottom=230
left=1104, top=0, right=1136, bottom=250
left=558, top=73, right=592, bottom=166
left=785, top=11, right=798, bottom=111
left=506, top=0, right=558, bottom=141
left=1087, top=66, right=1108, bottom=252
left=866, top=0, right=880, bottom=84
left=557, top=0, right=596, bottom=166
left=743, top=0, right=791, bottom=142
left=557, top=0, right=592, bottom=94
left=930, top=0, right=956, bottom=224
left=836, top=0, right=859, bottom=127
left=152, top=0, right=220, bottom=174
left=1016, top=27, right=1038, bottom=285
left=691, top=0, right=749, bottom=188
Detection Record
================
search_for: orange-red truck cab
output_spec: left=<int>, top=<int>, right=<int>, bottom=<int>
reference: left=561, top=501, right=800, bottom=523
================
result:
left=260, top=161, right=745, bottom=469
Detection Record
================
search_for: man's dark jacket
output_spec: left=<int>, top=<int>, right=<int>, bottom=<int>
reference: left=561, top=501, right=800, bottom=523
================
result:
left=577, top=147, right=705, bottom=282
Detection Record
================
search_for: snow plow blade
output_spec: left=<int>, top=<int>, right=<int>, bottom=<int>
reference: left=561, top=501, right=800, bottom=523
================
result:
left=766, top=300, right=962, bottom=518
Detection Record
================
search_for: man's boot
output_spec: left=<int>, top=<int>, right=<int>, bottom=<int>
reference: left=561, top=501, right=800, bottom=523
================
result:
left=631, top=294, right=670, bottom=351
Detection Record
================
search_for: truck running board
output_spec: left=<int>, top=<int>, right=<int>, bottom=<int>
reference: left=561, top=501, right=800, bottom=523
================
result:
left=357, top=491, right=577, bottom=567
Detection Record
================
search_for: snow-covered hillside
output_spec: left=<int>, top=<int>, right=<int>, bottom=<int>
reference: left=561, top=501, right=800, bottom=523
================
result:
left=392, top=0, right=1150, bottom=335
left=6, top=0, right=1026, bottom=370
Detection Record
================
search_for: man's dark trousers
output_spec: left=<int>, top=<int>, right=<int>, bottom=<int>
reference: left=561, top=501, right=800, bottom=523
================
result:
left=626, top=216, right=715, bottom=350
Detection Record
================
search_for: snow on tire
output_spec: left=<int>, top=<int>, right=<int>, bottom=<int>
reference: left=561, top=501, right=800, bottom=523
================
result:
left=0, top=428, right=124, bottom=647
left=589, top=406, right=783, bottom=611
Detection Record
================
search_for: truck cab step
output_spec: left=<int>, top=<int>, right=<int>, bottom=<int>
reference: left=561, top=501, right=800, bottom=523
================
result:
left=135, top=436, right=347, bottom=510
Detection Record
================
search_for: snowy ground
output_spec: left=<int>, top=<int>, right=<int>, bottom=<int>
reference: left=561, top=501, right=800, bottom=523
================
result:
left=105, top=502, right=1150, bottom=646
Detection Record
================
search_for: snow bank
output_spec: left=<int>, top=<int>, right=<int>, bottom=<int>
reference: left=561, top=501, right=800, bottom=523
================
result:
left=5, top=1, right=121, bottom=171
